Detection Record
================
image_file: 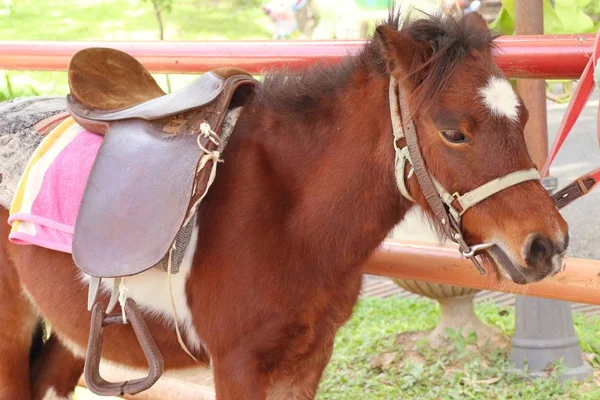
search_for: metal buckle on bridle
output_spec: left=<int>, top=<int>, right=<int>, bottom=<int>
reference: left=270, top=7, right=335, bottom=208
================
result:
left=460, top=241, right=494, bottom=275
left=449, top=216, right=490, bottom=275
left=460, top=242, right=495, bottom=259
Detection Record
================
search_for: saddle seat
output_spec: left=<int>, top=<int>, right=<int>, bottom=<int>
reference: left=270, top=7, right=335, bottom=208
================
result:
left=67, top=47, right=252, bottom=134
left=67, top=47, right=257, bottom=280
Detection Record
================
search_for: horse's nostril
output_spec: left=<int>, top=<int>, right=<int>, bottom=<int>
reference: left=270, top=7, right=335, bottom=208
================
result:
left=526, top=235, right=553, bottom=266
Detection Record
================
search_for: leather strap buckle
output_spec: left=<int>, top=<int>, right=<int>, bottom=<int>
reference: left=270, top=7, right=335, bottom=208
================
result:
left=576, top=177, right=590, bottom=194
left=449, top=219, right=488, bottom=275
left=451, top=192, right=466, bottom=216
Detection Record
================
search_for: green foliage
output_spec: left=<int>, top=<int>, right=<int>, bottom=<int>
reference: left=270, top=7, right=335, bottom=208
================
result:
left=0, top=71, right=58, bottom=101
left=584, top=0, right=600, bottom=21
left=355, top=0, right=390, bottom=11
left=0, top=0, right=270, bottom=41
left=145, top=0, right=174, bottom=13
left=232, top=0, right=264, bottom=7
left=490, top=0, right=598, bottom=35
left=316, top=297, right=600, bottom=399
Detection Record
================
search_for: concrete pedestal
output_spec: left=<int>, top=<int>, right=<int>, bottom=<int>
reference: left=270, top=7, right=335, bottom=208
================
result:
left=511, top=296, right=592, bottom=382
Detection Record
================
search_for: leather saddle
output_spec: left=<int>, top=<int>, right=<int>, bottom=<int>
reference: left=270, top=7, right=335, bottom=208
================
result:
left=66, top=47, right=257, bottom=396
left=68, top=47, right=257, bottom=279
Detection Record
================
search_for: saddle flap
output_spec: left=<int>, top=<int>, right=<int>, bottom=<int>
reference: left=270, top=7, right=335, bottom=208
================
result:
left=72, top=119, right=201, bottom=278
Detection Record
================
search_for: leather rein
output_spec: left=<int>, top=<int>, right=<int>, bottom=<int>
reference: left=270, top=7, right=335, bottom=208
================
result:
left=389, top=77, right=540, bottom=274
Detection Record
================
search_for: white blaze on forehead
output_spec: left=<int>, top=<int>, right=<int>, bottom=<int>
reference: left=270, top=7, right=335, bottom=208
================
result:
left=479, top=76, right=519, bottom=121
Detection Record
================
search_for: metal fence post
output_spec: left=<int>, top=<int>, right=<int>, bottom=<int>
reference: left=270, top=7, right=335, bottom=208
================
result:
left=512, top=296, right=592, bottom=381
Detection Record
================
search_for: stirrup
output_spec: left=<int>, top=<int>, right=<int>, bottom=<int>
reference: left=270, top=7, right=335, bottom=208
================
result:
left=84, top=298, right=164, bottom=396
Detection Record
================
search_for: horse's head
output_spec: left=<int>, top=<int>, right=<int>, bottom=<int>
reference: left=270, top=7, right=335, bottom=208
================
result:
left=376, top=12, right=568, bottom=284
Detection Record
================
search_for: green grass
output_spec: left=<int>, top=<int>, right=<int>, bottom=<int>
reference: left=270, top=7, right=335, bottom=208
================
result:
left=0, top=0, right=270, bottom=41
left=72, top=297, right=600, bottom=399
left=0, top=0, right=272, bottom=99
left=316, top=297, right=600, bottom=399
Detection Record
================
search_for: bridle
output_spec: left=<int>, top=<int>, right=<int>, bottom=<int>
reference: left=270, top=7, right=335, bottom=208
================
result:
left=389, top=77, right=541, bottom=274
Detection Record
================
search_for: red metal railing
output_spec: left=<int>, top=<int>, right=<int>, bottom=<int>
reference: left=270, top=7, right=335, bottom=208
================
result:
left=0, top=34, right=594, bottom=79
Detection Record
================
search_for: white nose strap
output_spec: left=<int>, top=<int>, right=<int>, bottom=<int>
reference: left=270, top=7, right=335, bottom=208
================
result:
left=433, top=168, right=541, bottom=221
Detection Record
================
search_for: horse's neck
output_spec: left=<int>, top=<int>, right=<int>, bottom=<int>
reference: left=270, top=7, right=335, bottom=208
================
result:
left=220, top=71, right=411, bottom=271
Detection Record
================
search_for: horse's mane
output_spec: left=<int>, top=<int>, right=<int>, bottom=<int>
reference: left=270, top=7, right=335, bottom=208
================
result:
left=254, top=8, right=498, bottom=116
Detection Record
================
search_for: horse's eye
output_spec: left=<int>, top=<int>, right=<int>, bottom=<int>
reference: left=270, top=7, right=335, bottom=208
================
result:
left=441, top=130, right=467, bottom=144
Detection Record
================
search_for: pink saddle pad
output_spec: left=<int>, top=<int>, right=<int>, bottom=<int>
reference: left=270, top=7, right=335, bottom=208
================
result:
left=8, top=117, right=102, bottom=253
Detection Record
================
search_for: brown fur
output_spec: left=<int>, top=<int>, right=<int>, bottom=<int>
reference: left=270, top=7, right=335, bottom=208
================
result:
left=30, top=335, right=84, bottom=399
left=0, top=10, right=567, bottom=399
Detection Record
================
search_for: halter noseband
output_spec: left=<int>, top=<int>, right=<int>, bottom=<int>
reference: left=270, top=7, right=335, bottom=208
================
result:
left=389, top=77, right=540, bottom=274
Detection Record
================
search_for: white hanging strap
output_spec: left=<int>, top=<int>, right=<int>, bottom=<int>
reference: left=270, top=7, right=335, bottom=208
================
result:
left=185, top=150, right=220, bottom=226
left=166, top=120, right=216, bottom=360
left=167, top=243, right=198, bottom=362
left=106, top=277, right=121, bottom=314
left=390, top=77, right=417, bottom=203
left=199, top=121, right=221, bottom=147
left=87, top=276, right=102, bottom=311
left=396, top=147, right=415, bottom=202
left=118, top=278, right=129, bottom=324
left=185, top=121, right=222, bottom=226
left=389, top=77, right=405, bottom=142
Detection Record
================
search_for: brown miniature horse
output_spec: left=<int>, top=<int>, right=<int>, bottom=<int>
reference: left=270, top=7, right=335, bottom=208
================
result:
left=0, top=11, right=568, bottom=400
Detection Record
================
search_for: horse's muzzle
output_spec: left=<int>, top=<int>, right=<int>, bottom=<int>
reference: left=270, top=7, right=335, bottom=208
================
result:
left=486, top=237, right=567, bottom=285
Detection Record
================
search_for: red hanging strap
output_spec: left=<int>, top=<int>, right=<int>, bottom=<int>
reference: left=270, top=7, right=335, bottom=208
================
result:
left=543, top=28, right=600, bottom=209
left=541, top=60, right=596, bottom=177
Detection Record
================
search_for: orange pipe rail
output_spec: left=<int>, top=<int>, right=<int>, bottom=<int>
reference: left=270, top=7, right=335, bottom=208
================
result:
left=364, top=240, right=600, bottom=305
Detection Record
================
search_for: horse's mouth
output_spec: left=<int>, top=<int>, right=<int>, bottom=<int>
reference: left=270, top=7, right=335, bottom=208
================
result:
left=484, top=245, right=563, bottom=285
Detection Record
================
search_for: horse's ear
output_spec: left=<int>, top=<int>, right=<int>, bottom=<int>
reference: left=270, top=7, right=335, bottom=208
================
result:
left=462, top=12, right=494, bottom=52
left=462, top=12, right=488, bottom=31
left=375, top=25, right=426, bottom=86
